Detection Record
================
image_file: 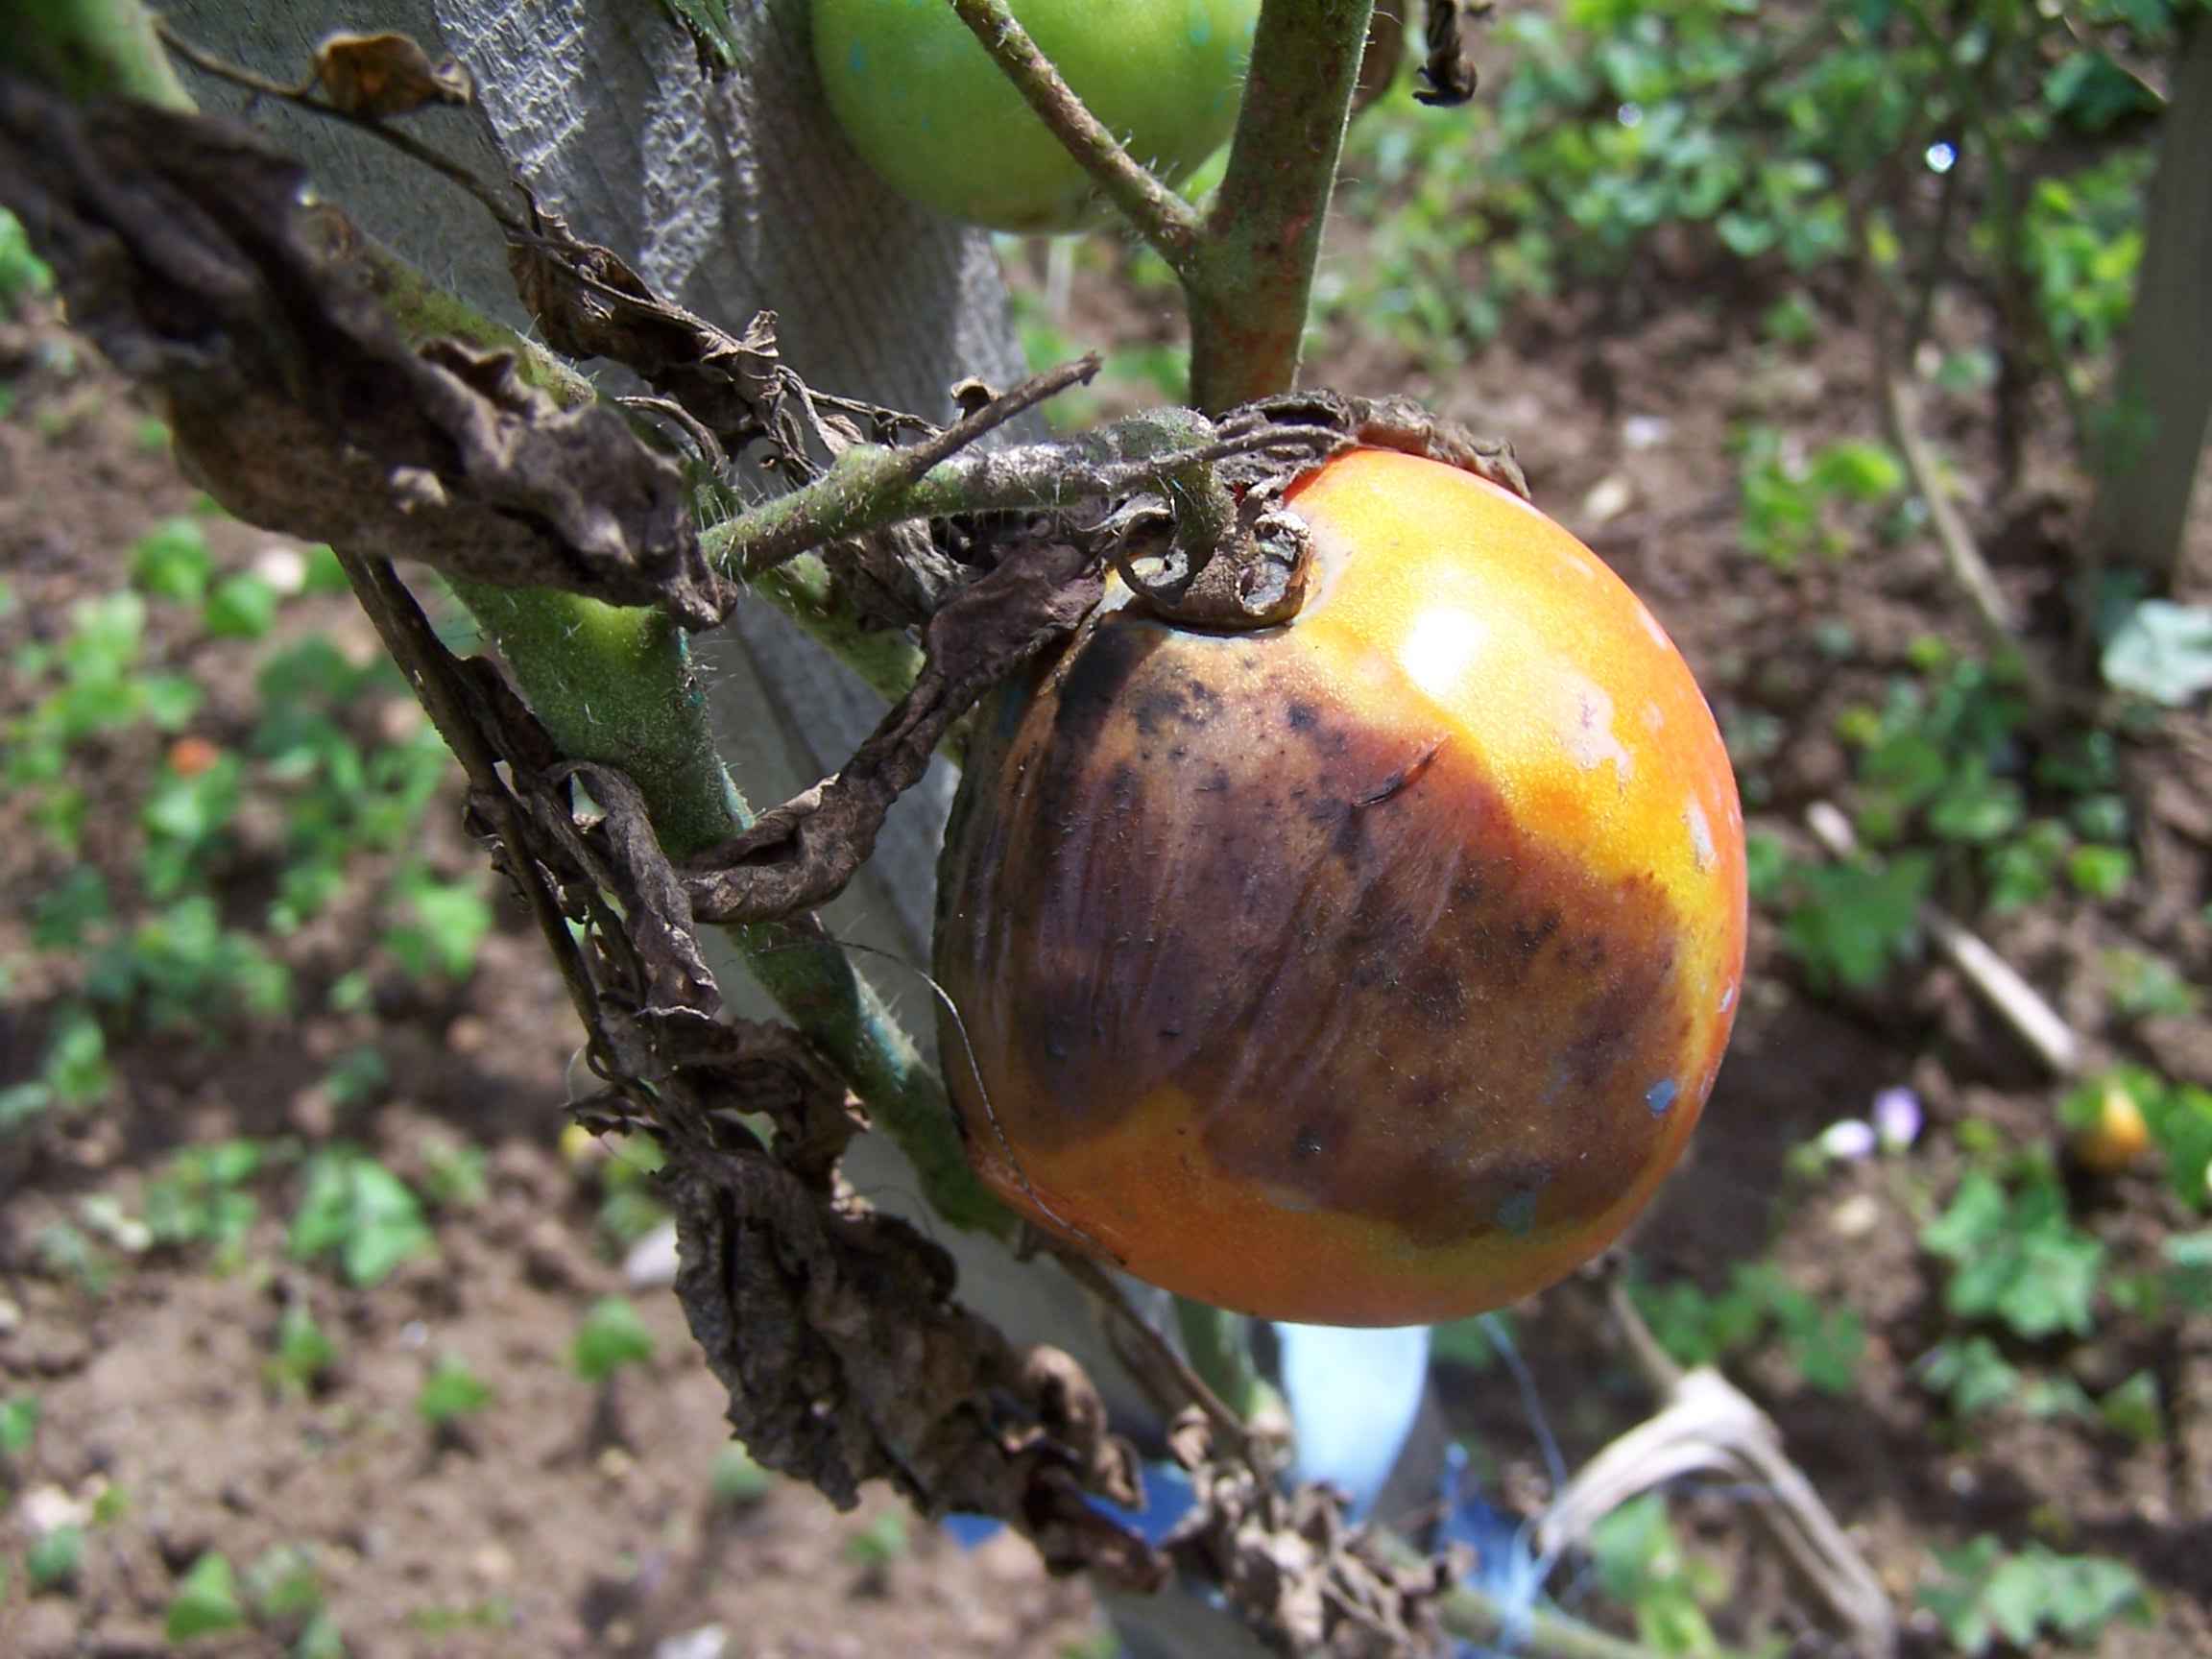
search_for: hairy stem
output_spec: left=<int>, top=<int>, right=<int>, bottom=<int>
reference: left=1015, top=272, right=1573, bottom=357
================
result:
left=749, top=552, right=929, bottom=708
left=454, top=584, right=743, bottom=860
left=1188, top=0, right=1375, bottom=411
left=946, top=0, right=1202, bottom=272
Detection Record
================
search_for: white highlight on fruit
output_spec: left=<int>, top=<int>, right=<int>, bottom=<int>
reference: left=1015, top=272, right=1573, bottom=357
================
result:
left=1397, top=607, right=1489, bottom=705
left=1686, top=797, right=1718, bottom=871
left=1558, top=675, right=1633, bottom=782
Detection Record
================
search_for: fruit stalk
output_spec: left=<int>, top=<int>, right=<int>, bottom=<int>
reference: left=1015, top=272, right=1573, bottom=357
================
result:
left=942, top=0, right=1204, bottom=267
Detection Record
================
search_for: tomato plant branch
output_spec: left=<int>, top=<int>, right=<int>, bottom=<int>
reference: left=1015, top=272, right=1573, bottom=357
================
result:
left=705, top=404, right=1345, bottom=585
left=1433, top=1586, right=1667, bottom=1659
left=1187, top=0, right=1376, bottom=410
left=948, top=0, right=1378, bottom=410
left=151, top=19, right=526, bottom=235
left=945, top=0, right=1203, bottom=273
left=1171, top=1299, right=1278, bottom=1429
left=714, top=354, right=1101, bottom=579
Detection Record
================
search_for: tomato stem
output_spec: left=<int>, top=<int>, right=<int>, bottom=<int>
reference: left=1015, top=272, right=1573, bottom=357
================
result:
left=1189, top=0, right=1376, bottom=411
left=944, top=0, right=1205, bottom=274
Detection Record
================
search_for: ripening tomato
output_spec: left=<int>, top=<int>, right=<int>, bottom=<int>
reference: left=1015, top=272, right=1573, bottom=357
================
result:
left=2070, top=1081, right=2150, bottom=1175
left=934, top=449, right=1747, bottom=1326
left=810, top=0, right=1259, bottom=233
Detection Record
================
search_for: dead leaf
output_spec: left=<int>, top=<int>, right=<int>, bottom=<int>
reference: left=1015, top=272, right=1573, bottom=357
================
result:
left=314, top=31, right=472, bottom=116
left=0, top=84, right=728, bottom=624
left=685, top=530, right=1104, bottom=924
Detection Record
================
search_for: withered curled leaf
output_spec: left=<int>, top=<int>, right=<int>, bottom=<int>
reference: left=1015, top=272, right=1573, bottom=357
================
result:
left=0, top=82, right=727, bottom=625
left=313, top=31, right=474, bottom=116
left=685, top=529, right=1103, bottom=924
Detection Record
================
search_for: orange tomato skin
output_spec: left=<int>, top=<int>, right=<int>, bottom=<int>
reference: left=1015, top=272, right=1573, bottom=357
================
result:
left=2071, top=1084, right=2150, bottom=1175
left=935, top=449, right=1747, bottom=1326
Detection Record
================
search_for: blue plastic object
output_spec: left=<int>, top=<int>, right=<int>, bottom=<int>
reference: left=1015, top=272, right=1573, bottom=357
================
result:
left=1275, top=1320, right=1431, bottom=1517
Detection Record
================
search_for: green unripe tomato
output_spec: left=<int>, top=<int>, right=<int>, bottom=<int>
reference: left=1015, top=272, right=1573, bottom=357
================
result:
left=810, top=0, right=1259, bottom=234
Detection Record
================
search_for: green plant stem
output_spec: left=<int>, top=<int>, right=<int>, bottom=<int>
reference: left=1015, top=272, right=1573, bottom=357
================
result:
left=1172, top=1298, right=1270, bottom=1421
left=453, top=583, right=743, bottom=860
left=704, top=404, right=1234, bottom=583
left=952, top=0, right=1373, bottom=411
left=1438, top=1588, right=1671, bottom=1659
left=451, top=587, right=1014, bottom=1239
left=0, top=0, right=192, bottom=108
left=749, top=552, right=928, bottom=708
left=1362, top=1536, right=1677, bottom=1659
left=945, top=0, right=1202, bottom=273
left=1188, top=0, right=1374, bottom=411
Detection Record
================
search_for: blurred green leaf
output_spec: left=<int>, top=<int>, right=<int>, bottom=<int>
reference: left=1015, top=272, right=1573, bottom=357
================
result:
left=129, top=517, right=213, bottom=604
left=384, top=874, right=491, bottom=982
left=244, top=1542, right=325, bottom=1623
left=269, top=1306, right=339, bottom=1395
left=165, top=1551, right=248, bottom=1641
left=417, top=1354, right=494, bottom=1427
left=204, top=572, right=280, bottom=640
left=1917, top=1336, right=2019, bottom=1418
left=2066, top=843, right=2132, bottom=899
left=710, top=1442, right=774, bottom=1507
left=1923, top=1168, right=2104, bottom=1338
left=0, top=204, right=56, bottom=312
left=0, top=1392, right=38, bottom=1457
left=571, top=1296, right=655, bottom=1382
left=27, top=1524, right=84, bottom=1592
left=289, top=1146, right=432, bottom=1286
left=1923, top=1538, right=2145, bottom=1655
left=1781, top=854, right=1930, bottom=990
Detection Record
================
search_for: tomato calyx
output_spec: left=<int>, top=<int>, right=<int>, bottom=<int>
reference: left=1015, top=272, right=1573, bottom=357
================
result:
left=1094, top=391, right=1529, bottom=634
left=1103, top=474, right=1315, bottom=631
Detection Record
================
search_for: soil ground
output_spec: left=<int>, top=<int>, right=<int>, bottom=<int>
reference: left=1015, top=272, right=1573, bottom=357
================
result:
left=5, top=189, right=2212, bottom=1657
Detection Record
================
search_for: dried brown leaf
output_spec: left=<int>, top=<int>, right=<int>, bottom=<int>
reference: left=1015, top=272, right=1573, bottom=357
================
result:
left=313, top=31, right=473, bottom=116
left=0, top=84, right=726, bottom=624
left=685, top=530, right=1103, bottom=923
left=509, top=208, right=871, bottom=468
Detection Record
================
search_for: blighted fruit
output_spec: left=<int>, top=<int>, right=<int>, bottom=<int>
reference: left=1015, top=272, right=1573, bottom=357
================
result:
left=934, top=448, right=1747, bottom=1325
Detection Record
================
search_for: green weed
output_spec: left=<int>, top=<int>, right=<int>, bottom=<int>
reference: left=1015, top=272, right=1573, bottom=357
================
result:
left=572, top=1296, right=656, bottom=1382
left=288, top=1145, right=434, bottom=1287
left=1629, top=1262, right=1864, bottom=1393
left=417, top=1355, right=494, bottom=1429
left=1919, top=1537, right=2146, bottom=1655
left=267, top=1307, right=340, bottom=1398
left=1922, top=1163, right=2104, bottom=1340
left=166, top=1551, right=249, bottom=1641
left=1589, top=1493, right=1732, bottom=1657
